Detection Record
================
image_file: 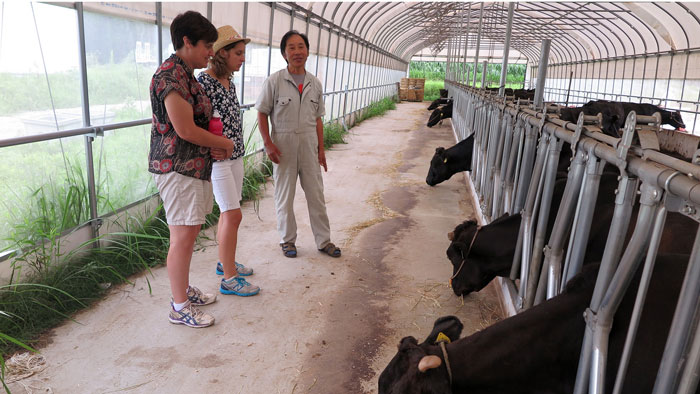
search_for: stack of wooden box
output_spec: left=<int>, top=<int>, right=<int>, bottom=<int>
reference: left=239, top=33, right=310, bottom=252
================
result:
left=399, top=78, right=425, bottom=101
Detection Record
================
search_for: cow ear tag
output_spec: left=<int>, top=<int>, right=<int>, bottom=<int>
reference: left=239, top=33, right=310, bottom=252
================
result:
left=436, top=332, right=451, bottom=344
left=443, top=158, right=448, bottom=163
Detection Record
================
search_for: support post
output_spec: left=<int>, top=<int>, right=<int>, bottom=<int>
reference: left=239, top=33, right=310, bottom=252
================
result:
left=76, top=2, right=100, bottom=247
left=499, top=2, right=515, bottom=96
left=533, top=39, right=551, bottom=109
left=472, top=5, right=484, bottom=86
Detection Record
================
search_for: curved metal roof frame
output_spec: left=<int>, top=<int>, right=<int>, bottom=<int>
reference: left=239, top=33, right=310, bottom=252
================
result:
left=303, top=2, right=700, bottom=67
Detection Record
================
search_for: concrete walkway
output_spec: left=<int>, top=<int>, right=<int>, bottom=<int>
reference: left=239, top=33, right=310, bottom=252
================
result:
left=8, top=101, right=502, bottom=394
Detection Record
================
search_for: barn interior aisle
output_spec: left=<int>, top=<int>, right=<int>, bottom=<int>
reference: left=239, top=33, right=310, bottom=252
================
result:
left=8, top=101, right=501, bottom=393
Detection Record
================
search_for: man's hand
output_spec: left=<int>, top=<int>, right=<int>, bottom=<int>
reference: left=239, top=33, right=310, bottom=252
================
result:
left=265, top=142, right=282, bottom=164
left=318, top=147, right=327, bottom=172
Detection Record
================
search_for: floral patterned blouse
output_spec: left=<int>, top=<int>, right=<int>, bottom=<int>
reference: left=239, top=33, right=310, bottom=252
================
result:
left=149, top=54, right=213, bottom=180
left=197, top=72, right=245, bottom=160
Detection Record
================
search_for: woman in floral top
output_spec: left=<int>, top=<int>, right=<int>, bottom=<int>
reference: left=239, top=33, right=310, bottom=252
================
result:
left=149, top=11, right=233, bottom=328
left=198, top=25, right=260, bottom=297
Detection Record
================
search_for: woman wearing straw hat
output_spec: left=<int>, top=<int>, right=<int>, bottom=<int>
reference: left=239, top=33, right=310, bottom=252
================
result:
left=198, top=25, right=260, bottom=297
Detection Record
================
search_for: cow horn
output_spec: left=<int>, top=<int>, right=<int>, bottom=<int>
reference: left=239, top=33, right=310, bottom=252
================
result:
left=447, top=231, right=454, bottom=241
left=418, top=355, right=442, bottom=372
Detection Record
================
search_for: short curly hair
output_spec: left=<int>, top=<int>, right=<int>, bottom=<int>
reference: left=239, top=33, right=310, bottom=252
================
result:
left=170, top=11, right=217, bottom=50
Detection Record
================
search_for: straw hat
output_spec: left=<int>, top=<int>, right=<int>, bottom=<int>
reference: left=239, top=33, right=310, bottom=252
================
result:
left=213, top=25, right=250, bottom=54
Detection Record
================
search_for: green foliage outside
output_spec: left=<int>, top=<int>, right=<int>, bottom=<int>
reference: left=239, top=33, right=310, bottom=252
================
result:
left=408, top=61, right=446, bottom=80
left=409, top=61, right=527, bottom=90
left=0, top=62, right=154, bottom=117
left=424, top=80, right=445, bottom=102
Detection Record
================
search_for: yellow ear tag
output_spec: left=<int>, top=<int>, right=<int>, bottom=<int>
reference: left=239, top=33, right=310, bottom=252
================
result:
left=443, top=158, right=448, bottom=163
left=436, top=332, right=451, bottom=344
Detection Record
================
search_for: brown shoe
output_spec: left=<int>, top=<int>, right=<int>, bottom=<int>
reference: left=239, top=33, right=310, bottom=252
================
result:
left=318, top=242, right=341, bottom=258
left=281, top=242, right=297, bottom=258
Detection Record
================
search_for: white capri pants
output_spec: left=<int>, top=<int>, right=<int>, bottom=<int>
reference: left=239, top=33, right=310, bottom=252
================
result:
left=211, top=158, right=244, bottom=212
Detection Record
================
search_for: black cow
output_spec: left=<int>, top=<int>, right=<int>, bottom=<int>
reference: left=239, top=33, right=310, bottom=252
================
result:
left=379, top=253, right=694, bottom=394
left=428, top=101, right=453, bottom=127
left=512, top=88, right=536, bottom=100
left=482, top=88, right=535, bottom=101
left=439, top=89, right=448, bottom=99
left=428, top=98, right=452, bottom=111
left=580, top=101, right=626, bottom=137
left=619, top=102, right=686, bottom=130
left=577, top=100, right=686, bottom=137
left=447, top=173, right=698, bottom=296
left=426, top=135, right=474, bottom=186
left=557, top=106, right=585, bottom=123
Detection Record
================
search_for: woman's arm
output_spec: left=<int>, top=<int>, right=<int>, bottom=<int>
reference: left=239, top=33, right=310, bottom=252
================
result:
left=164, top=91, right=233, bottom=158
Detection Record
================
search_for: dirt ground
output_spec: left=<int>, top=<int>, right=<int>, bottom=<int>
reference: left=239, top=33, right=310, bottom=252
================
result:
left=7, top=101, right=503, bottom=393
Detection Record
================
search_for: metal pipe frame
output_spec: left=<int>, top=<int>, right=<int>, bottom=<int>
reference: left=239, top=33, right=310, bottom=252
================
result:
left=76, top=3, right=99, bottom=246
left=240, top=3, right=248, bottom=105
left=589, top=182, right=662, bottom=394
left=652, top=226, right=700, bottom=394
left=512, top=119, right=539, bottom=215
left=573, top=174, right=638, bottom=394
left=499, top=2, right=515, bottom=95
left=612, top=205, right=667, bottom=394
left=533, top=39, right=551, bottom=108
left=495, top=112, right=514, bottom=218
left=528, top=133, right=569, bottom=306
left=472, top=5, right=484, bottom=86
left=515, top=130, right=550, bottom=302
left=561, top=147, right=604, bottom=286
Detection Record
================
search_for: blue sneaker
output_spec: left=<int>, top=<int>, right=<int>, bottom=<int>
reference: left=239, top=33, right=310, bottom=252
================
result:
left=216, top=261, right=253, bottom=276
left=220, top=276, right=260, bottom=296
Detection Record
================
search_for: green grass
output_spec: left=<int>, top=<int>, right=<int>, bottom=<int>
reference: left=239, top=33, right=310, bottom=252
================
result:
left=424, top=80, right=445, bottom=102
left=323, top=122, right=347, bottom=149
left=356, top=97, right=397, bottom=124
left=0, top=207, right=169, bottom=357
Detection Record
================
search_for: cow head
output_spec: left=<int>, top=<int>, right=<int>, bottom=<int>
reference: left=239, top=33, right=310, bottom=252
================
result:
left=669, top=110, right=686, bottom=130
left=427, top=107, right=443, bottom=127
left=598, top=113, right=622, bottom=138
left=428, top=99, right=441, bottom=111
left=378, top=316, right=464, bottom=394
left=446, top=220, right=491, bottom=296
left=426, top=147, right=451, bottom=186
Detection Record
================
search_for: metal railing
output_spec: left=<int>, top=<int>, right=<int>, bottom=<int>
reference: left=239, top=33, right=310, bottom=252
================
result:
left=447, top=79, right=700, bottom=394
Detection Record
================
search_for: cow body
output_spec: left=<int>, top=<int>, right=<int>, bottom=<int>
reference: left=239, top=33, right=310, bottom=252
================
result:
left=572, top=100, right=685, bottom=136
left=447, top=173, right=698, bottom=296
left=379, top=254, right=694, bottom=394
left=426, top=135, right=474, bottom=186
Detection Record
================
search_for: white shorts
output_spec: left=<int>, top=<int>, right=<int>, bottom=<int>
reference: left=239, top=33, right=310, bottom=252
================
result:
left=153, top=172, right=213, bottom=226
left=211, top=158, right=244, bottom=212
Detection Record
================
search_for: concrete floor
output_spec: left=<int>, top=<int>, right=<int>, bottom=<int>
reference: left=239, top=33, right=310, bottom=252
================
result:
left=7, top=101, right=502, bottom=394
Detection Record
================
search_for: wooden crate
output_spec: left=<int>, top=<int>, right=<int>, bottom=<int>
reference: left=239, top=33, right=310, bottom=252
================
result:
left=407, top=89, right=417, bottom=101
left=415, top=89, right=424, bottom=101
left=408, top=78, right=425, bottom=89
left=399, top=88, right=408, bottom=100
